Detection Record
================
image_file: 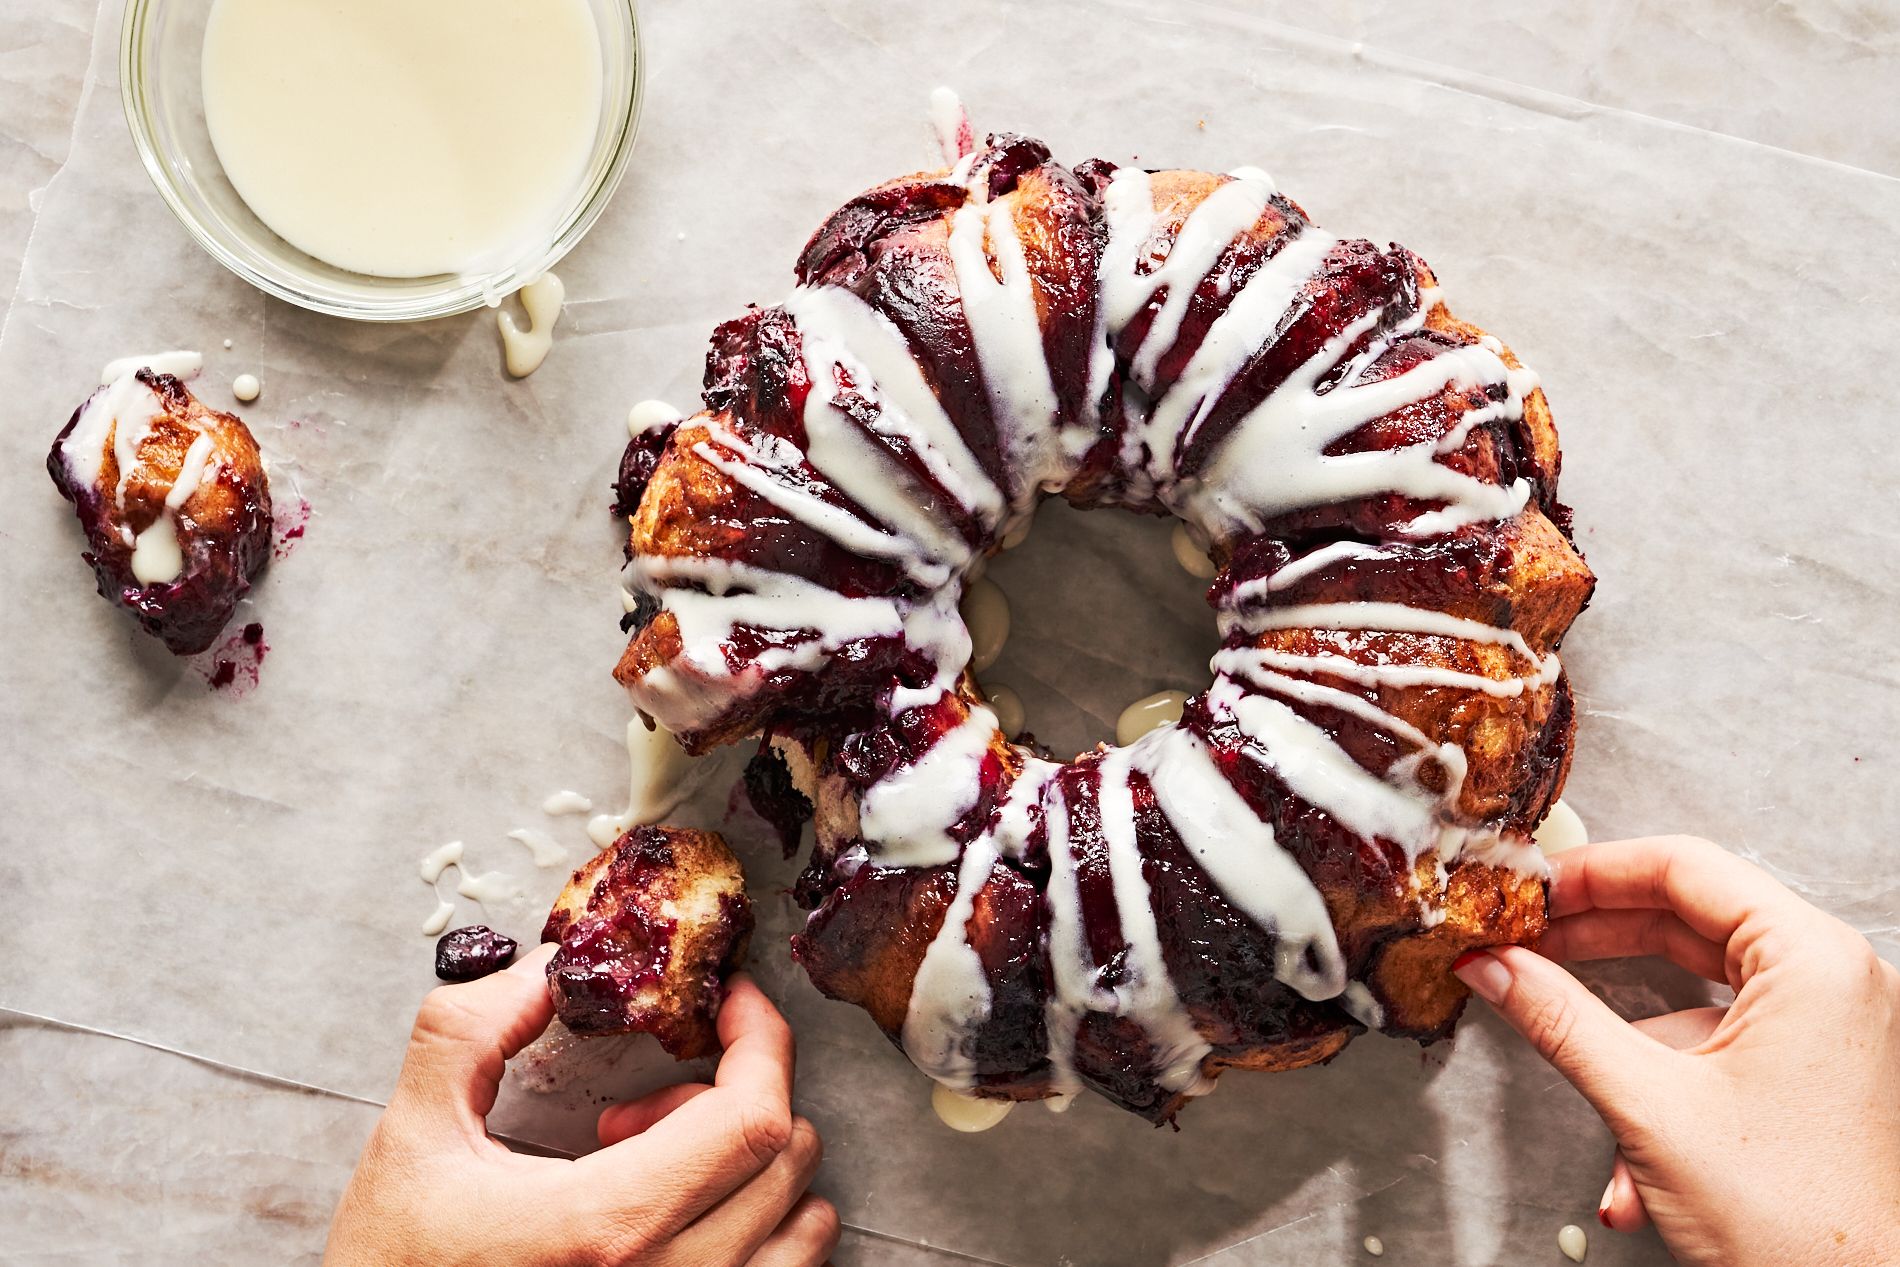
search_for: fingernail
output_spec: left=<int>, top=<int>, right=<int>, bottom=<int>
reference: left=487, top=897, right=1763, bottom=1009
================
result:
left=1597, top=1174, right=1617, bottom=1228
left=1451, top=949, right=1512, bottom=1005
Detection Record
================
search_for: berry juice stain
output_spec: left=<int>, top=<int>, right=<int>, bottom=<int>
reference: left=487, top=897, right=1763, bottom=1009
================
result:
left=201, top=621, right=269, bottom=692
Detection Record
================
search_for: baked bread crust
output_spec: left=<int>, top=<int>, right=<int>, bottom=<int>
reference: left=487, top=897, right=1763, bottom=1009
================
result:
left=608, top=131, right=1592, bottom=1120
left=47, top=369, right=271, bottom=655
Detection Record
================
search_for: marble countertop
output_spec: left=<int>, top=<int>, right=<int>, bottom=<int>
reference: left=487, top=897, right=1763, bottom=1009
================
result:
left=3, top=2, right=1897, bottom=1264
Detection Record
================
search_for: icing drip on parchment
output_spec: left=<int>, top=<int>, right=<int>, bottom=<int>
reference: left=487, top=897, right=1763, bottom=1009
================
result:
left=621, top=129, right=1569, bottom=1108
left=500, top=273, right=564, bottom=377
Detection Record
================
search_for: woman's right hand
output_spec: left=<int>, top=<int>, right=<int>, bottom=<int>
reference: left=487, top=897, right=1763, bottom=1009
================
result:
left=1453, top=835, right=1900, bottom=1266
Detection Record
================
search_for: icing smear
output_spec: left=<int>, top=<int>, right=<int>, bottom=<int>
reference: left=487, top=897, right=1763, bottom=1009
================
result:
left=586, top=716, right=720, bottom=849
left=64, top=353, right=219, bottom=587
left=500, top=273, right=564, bottom=377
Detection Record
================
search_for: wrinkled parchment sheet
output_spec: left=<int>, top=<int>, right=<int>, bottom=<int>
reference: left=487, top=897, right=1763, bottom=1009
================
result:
left=3, top=1, right=1897, bottom=1263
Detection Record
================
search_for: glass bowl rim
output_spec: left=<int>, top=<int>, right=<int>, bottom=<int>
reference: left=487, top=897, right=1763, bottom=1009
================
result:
left=118, top=0, right=644, bottom=323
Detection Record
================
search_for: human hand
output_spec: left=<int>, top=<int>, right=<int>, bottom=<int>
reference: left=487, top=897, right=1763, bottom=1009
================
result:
left=1453, top=835, right=1900, bottom=1266
left=323, top=945, right=840, bottom=1266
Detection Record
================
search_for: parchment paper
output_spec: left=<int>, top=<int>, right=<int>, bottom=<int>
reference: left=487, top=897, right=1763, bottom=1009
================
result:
left=3, top=2, right=1897, bottom=1263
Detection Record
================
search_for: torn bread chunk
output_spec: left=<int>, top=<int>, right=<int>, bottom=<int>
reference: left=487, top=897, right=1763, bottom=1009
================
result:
left=47, top=368, right=271, bottom=655
left=542, top=826, right=753, bottom=1059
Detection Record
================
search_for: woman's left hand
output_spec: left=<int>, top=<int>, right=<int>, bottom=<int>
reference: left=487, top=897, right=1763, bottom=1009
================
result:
left=323, top=945, right=839, bottom=1266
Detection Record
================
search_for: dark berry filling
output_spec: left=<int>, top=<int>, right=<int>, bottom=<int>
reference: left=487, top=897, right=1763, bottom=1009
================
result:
left=434, top=925, right=518, bottom=982
left=742, top=743, right=813, bottom=857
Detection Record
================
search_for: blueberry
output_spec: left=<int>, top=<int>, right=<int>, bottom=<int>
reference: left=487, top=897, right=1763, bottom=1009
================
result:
left=434, top=925, right=518, bottom=982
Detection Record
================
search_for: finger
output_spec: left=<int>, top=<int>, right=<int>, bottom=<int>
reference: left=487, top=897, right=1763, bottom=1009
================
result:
left=710, top=974, right=797, bottom=1102
left=677, top=1116, right=825, bottom=1264
left=1454, top=945, right=1677, bottom=1131
left=1546, top=837, right=1810, bottom=948
left=745, top=1194, right=843, bottom=1267
left=598, top=1082, right=713, bottom=1147
left=1596, top=1010, right=1722, bottom=1235
left=394, top=942, right=557, bottom=1133
left=1540, top=909, right=1728, bottom=982
left=1598, top=1151, right=1649, bottom=1233
left=574, top=974, right=797, bottom=1236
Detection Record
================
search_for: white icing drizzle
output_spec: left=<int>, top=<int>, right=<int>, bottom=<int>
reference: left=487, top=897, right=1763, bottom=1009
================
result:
left=948, top=194, right=1073, bottom=500
left=500, top=272, right=564, bottom=377
left=628, top=398, right=682, bottom=438
left=62, top=361, right=222, bottom=586
left=1131, top=228, right=1336, bottom=493
left=1088, top=161, right=1538, bottom=537
left=100, top=350, right=202, bottom=384
left=1170, top=521, right=1218, bottom=579
left=232, top=373, right=261, bottom=403
left=1188, top=311, right=1532, bottom=537
left=542, top=789, right=594, bottom=815
left=931, top=1082, right=1013, bottom=1132
left=928, top=86, right=972, bottom=165
left=1093, top=746, right=1213, bottom=1093
left=457, top=870, right=523, bottom=906
left=800, top=379, right=973, bottom=575
left=621, top=135, right=1569, bottom=1105
left=129, top=515, right=184, bottom=584
left=1225, top=598, right=1550, bottom=656
left=109, top=385, right=171, bottom=506
left=1210, top=655, right=1464, bottom=861
left=1116, top=689, right=1188, bottom=746
left=902, top=746, right=1056, bottom=1086
left=1037, top=770, right=1090, bottom=1100
left=1132, top=721, right=1345, bottom=1002
left=166, top=433, right=219, bottom=510
left=1235, top=644, right=1549, bottom=699
left=507, top=827, right=568, bottom=868
left=586, top=716, right=712, bottom=848
left=694, top=421, right=950, bottom=586
left=419, top=840, right=465, bottom=883
left=903, top=827, right=1002, bottom=1084
left=1557, top=1224, right=1588, bottom=1262
left=1363, top=1234, right=1386, bottom=1257
left=959, top=577, right=1009, bottom=674
left=421, top=900, right=455, bottom=937
left=982, top=682, right=1025, bottom=739
left=625, top=554, right=917, bottom=731
left=787, top=284, right=1004, bottom=527
left=1266, top=540, right=1392, bottom=592
left=859, top=702, right=1001, bottom=869
left=1340, top=981, right=1386, bottom=1030
left=1106, top=172, right=1273, bottom=389
left=59, top=375, right=162, bottom=498
left=1534, top=798, right=1587, bottom=855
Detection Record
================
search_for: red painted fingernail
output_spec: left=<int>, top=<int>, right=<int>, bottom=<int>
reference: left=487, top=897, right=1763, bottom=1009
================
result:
left=1451, top=949, right=1511, bottom=1004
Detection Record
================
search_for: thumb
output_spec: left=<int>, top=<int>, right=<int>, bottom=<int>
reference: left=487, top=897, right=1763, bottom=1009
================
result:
left=393, top=941, right=558, bottom=1134
left=1454, top=945, right=1676, bottom=1130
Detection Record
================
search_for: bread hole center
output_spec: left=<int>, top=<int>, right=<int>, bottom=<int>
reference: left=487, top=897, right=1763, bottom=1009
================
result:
left=975, top=499, right=1220, bottom=760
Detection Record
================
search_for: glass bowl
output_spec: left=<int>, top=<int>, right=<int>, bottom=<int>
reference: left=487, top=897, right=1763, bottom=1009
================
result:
left=120, top=0, right=643, bottom=322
